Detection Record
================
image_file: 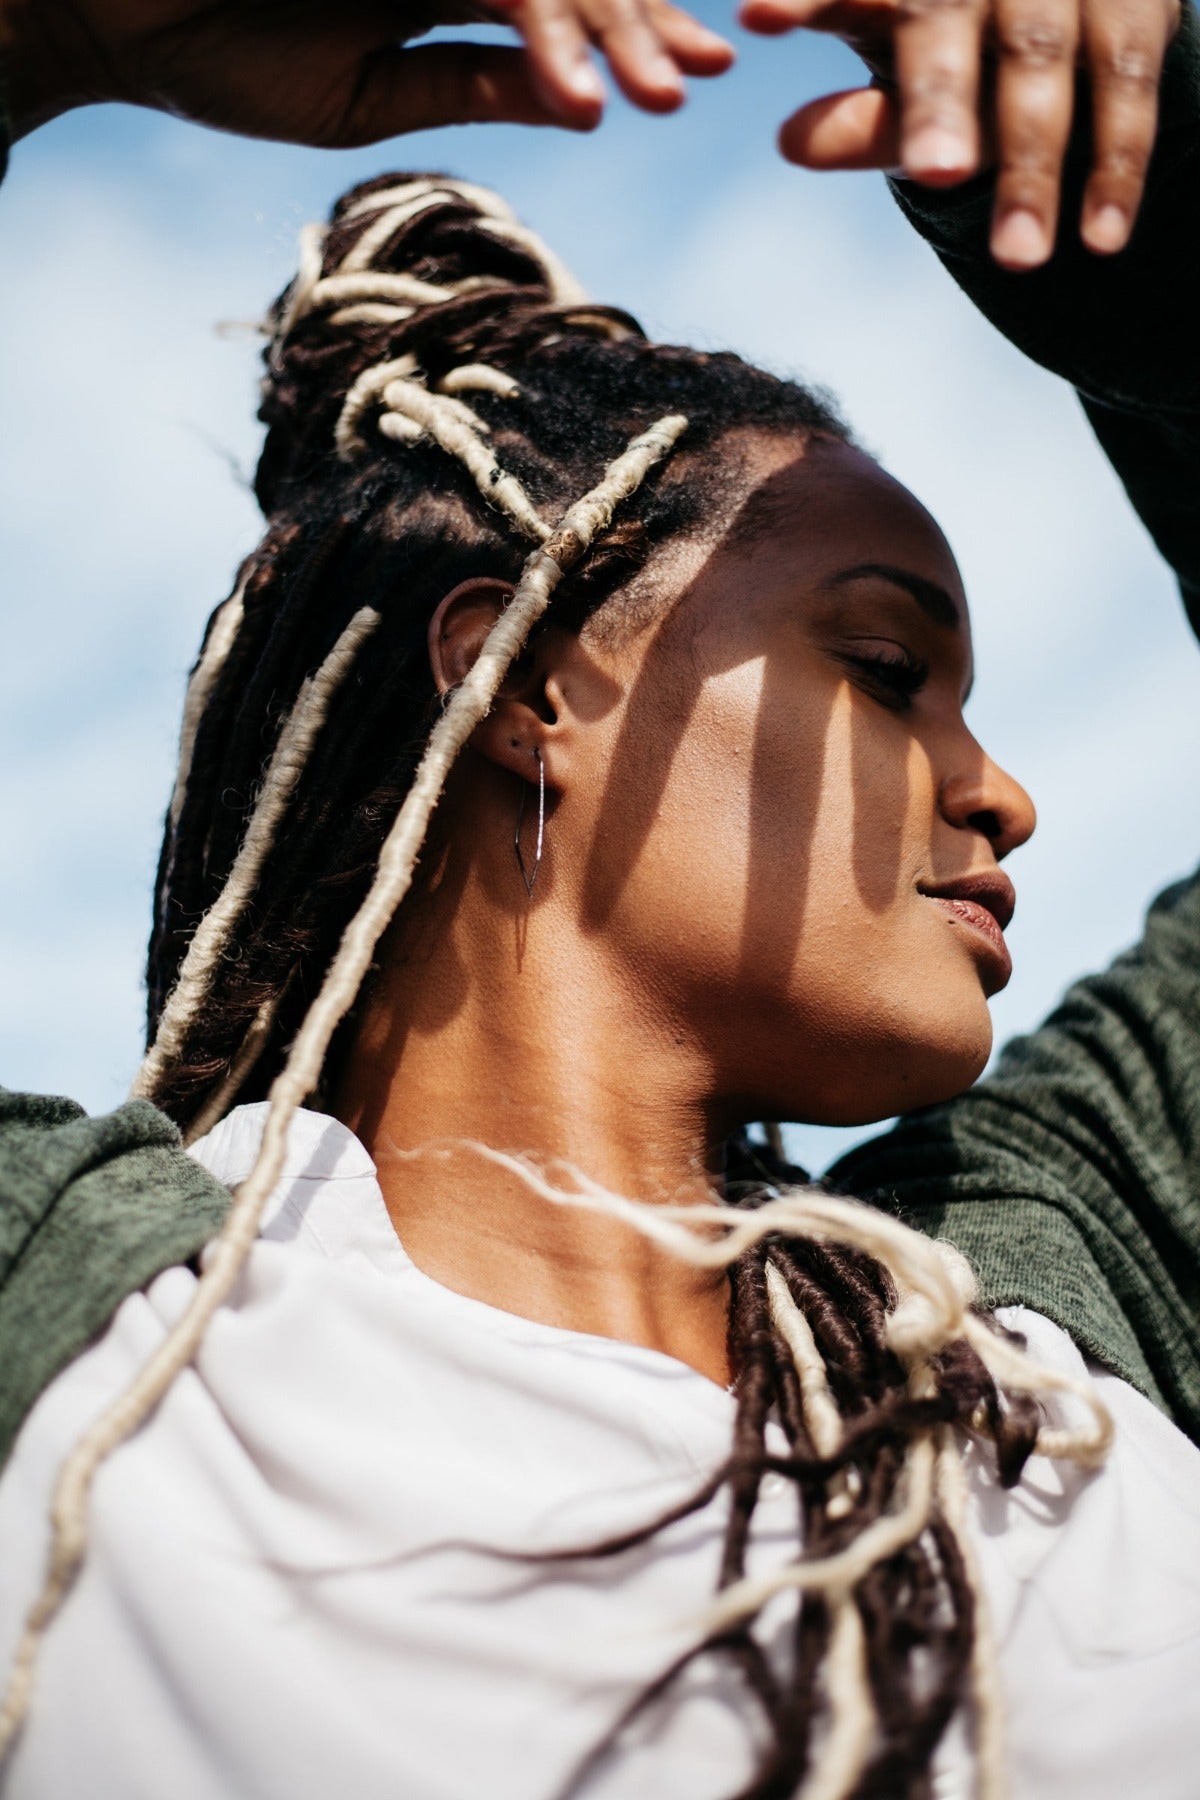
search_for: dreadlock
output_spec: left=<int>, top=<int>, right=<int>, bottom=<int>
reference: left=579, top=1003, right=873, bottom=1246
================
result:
left=0, top=174, right=1112, bottom=1798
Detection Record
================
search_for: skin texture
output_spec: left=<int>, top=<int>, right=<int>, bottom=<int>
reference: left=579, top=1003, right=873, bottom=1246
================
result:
left=335, top=434, right=1035, bottom=1386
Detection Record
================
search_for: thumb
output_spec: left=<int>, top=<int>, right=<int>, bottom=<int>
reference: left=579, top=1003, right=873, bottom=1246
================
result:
left=333, top=41, right=595, bottom=143
left=779, top=86, right=900, bottom=170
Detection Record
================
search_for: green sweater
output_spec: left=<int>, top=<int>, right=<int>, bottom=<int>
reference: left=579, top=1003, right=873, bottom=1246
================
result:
left=3, top=9, right=1199, bottom=1468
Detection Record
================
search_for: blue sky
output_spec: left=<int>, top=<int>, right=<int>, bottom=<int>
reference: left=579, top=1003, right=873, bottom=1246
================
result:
left=3, top=5, right=1198, bottom=1172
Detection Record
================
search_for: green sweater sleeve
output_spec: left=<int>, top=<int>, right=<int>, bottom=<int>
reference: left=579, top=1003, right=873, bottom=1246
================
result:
left=835, top=10, right=1200, bottom=1439
left=0, top=1088, right=231, bottom=1468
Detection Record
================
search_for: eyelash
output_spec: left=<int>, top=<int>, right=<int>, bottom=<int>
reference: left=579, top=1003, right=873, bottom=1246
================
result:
left=840, top=647, right=930, bottom=712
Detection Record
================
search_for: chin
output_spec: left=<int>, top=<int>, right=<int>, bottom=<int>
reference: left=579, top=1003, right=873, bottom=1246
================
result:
left=773, top=1001, right=994, bottom=1129
left=882, top=1013, right=995, bottom=1117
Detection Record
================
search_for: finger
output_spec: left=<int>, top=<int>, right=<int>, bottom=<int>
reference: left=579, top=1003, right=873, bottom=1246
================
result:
left=740, top=0, right=888, bottom=39
left=740, top=0, right=811, bottom=31
left=335, top=41, right=582, bottom=141
left=576, top=0, right=687, bottom=110
left=779, top=85, right=903, bottom=166
left=502, top=0, right=610, bottom=122
left=645, top=0, right=737, bottom=75
left=1079, top=0, right=1175, bottom=253
left=893, top=0, right=987, bottom=184
left=988, top=0, right=1080, bottom=267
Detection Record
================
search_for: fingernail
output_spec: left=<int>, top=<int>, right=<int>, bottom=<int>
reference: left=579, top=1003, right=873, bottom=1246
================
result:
left=905, top=126, right=970, bottom=176
left=992, top=207, right=1049, bottom=268
left=1087, top=204, right=1128, bottom=253
left=567, top=59, right=605, bottom=102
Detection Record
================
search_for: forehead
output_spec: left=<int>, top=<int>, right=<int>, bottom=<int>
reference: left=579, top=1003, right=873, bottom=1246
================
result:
left=715, top=436, right=969, bottom=626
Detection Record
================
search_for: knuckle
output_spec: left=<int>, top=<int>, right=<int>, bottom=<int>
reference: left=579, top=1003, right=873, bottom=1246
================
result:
left=906, top=62, right=972, bottom=102
left=1096, top=140, right=1150, bottom=179
left=1097, top=40, right=1160, bottom=90
left=996, top=15, right=1076, bottom=66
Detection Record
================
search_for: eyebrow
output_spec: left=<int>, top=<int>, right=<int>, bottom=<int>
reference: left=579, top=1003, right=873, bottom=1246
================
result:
left=824, top=562, right=962, bottom=630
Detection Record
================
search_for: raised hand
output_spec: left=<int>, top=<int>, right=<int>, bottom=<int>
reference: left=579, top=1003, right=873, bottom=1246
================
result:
left=740, top=0, right=1182, bottom=267
left=2, top=0, right=733, bottom=145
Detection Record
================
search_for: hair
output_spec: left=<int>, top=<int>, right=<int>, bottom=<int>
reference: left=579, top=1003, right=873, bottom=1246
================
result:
left=0, top=175, right=1112, bottom=1797
left=138, top=175, right=851, bottom=1129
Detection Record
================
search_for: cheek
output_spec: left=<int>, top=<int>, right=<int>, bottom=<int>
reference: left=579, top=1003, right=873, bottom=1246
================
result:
left=582, top=665, right=994, bottom=1118
left=793, top=686, right=925, bottom=923
left=700, top=671, right=935, bottom=988
left=629, top=658, right=833, bottom=969
left=595, top=664, right=932, bottom=976
left=768, top=702, right=995, bottom=1115
left=592, top=662, right=896, bottom=1007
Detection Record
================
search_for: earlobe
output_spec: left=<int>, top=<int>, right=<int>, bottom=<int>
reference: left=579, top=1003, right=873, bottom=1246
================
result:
left=428, top=576, right=552, bottom=784
left=427, top=578, right=515, bottom=696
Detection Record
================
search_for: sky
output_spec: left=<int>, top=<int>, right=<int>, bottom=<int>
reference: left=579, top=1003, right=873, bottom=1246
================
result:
left=2, top=6, right=1198, bottom=1174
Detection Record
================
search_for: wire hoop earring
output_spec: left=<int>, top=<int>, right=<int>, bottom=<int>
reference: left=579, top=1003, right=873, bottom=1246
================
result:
left=514, top=748, right=545, bottom=897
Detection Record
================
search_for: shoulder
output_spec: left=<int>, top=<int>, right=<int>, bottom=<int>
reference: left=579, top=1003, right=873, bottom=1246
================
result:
left=0, top=1086, right=232, bottom=1470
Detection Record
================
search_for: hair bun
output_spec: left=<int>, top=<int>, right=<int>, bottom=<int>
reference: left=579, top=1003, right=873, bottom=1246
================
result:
left=256, top=174, right=641, bottom=513
left=275, top=174, right=589, bottom=348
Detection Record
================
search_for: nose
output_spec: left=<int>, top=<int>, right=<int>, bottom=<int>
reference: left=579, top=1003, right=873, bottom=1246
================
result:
left=938, top=752, right=1036, bottom=862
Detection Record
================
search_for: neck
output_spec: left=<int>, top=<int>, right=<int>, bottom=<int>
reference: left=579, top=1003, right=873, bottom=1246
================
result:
left=334, top=834, right=734, bottom=1389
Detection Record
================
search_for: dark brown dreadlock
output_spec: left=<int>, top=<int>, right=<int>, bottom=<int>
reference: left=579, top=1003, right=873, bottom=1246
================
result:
left=519, top=1136, right=1041, bottom=1800
left=0, top=175, right=1114, bottom=1797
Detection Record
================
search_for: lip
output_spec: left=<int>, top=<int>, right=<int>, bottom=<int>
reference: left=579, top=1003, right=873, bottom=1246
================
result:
left=917, top=871, right=1016, bottom=989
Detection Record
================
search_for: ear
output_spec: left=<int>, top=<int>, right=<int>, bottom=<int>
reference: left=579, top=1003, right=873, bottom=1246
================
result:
left=427, top=576, right=553, bottom=786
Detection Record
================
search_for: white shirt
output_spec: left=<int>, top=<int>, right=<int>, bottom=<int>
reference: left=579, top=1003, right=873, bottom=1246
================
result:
left=1, top=1104, right=1198, bottom=1800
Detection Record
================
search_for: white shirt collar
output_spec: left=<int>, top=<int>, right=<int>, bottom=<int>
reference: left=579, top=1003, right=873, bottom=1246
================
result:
left=189, top=1102, right=406, bottom=1274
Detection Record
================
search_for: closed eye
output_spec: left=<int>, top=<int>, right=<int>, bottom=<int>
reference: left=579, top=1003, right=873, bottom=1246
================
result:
left=837, top=647, right=930, bottom=712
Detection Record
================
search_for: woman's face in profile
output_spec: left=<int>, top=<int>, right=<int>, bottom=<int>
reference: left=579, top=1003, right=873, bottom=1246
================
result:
left=553, top=433, right=1037, bottom=1132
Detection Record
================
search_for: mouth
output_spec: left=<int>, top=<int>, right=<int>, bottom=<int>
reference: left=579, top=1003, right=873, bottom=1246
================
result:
left=917, top=871, right=1016, bottom=990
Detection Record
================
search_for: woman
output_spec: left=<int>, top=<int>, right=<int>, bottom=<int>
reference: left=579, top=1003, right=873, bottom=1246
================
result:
left=1, top=1, right=1198, bottom=1797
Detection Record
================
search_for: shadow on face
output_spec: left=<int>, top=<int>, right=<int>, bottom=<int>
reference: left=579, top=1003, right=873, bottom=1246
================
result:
left=565, top=433, right=1035, bottom=1128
